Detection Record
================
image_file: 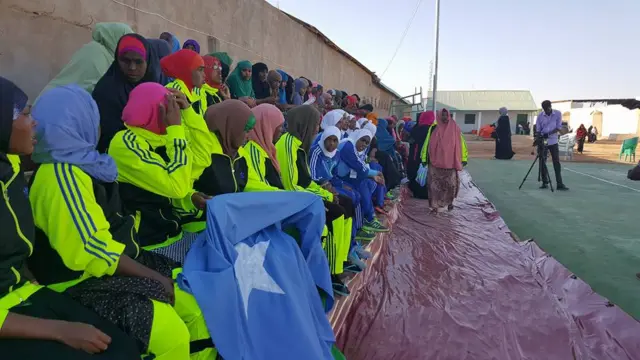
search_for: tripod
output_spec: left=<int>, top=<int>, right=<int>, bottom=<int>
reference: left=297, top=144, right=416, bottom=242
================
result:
left=518, top=138, right=554, bottom=192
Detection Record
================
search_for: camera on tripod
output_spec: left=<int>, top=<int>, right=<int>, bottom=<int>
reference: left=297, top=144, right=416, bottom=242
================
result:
left=519, top=131, right=554, bottom=191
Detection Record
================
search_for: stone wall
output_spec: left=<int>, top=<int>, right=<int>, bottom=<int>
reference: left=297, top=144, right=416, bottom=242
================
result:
left=0, top=0, right=400, bottom=115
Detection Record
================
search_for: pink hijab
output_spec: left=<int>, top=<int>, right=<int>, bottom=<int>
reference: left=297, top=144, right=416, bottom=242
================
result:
left=419, top=111, right=436, bottom=126
left=428, top=109, right=462, bottom=171
left=248, top=104, right=284, bottom=173
left=122, top=82, right=169, bottom=135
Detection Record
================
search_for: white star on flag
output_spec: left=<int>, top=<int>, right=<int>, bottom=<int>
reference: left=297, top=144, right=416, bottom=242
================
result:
left=234, top=240, right=285, bottom=319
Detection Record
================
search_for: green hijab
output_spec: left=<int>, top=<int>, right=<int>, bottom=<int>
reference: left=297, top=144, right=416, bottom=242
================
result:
left=226, top=60, right=255, bottom=99
left=209, top=52, right=233, bottom=67
left=36, top=23, right=133, bottom=102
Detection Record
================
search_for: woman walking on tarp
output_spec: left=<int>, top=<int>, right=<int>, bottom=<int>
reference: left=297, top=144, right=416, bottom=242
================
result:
left=420, top=108, right=468, bottom=211
left=494, top=107, right=515, bottom=160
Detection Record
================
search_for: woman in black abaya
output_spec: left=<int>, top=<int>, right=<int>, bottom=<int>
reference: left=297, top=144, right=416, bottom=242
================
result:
left=494, top=107, right=515, bottom=160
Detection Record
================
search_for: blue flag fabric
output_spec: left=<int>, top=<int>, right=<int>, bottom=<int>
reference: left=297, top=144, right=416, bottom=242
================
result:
left=178, top=191, right=336, bottom=360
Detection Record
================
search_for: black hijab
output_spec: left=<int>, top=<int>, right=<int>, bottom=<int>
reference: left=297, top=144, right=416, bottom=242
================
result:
left=285, top=105, right=321, bottom=152
left=93, top=33, right=162, bottom=152
left=285, top=76, right=294, bottom=104
left=146, top=38, right=171, bottom=85
left=0, top=77, right=28, bottom=155
left=252, top=62, right=270, bottom=99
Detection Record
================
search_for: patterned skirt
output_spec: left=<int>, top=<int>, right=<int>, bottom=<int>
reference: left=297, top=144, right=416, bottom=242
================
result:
left=427, top=165, right=460, bottom=209
left=65, top=251, right=178, bottom=353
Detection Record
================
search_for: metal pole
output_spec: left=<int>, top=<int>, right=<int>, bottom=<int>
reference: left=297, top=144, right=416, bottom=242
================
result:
left=431, top=0, right=441, bottom=113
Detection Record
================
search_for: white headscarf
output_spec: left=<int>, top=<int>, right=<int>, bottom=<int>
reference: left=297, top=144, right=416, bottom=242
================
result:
left=347, top=128, right=372, bottom=145
left=319, top=126, right=341, bottom=158
left=321, top=109, right=346, bottom=130
left=363, top=122, right=377, bottom=138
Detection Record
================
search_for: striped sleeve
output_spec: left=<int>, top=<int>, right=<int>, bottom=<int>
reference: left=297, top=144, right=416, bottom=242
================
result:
left=309, top=147, right=323, bottom=182
left=30, top=164, right=126, bottom=278
left=110, top=126, right=193, bottom=199
left=243, top=144, right=282, bottom=192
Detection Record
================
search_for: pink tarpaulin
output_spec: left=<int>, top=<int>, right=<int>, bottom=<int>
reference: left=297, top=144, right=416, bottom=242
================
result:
left=331, top=172, right=640, bottom=359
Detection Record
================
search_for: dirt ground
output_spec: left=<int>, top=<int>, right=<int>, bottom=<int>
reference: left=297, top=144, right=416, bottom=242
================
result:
left=465, top=135, right=634, bottom=164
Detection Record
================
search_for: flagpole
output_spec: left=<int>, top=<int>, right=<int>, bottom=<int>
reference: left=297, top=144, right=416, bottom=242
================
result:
left=431, top=0, right=441, bottom=113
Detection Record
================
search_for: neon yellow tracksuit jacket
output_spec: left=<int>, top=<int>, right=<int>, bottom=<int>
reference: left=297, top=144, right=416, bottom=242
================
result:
left=166, top=79, right=217, bottom=184
left=108, top=125, right=194, bottom=249
left=244, top=140, right=285, bottom=192
left=420, top=125, right=469, bottom=164
left=275, top=133, right=333, bottom=201
left=29, top=163, right=127, bottom=291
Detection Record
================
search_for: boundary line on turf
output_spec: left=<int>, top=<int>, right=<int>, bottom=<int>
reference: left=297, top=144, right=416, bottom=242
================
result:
left=565, top=168, right=640, bottom=193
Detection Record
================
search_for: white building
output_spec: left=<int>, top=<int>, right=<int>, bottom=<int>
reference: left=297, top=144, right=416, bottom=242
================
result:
left=551, top=99, right=640, bottom=140
left=423, top=90, right=538, bottom=134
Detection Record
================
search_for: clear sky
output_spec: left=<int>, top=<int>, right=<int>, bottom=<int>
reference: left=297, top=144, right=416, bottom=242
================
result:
left=266, top=0, right=640, bottom=104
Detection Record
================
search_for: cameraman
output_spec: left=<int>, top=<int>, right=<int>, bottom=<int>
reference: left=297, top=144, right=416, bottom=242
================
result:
left=535, top=100, right=569, bottom=190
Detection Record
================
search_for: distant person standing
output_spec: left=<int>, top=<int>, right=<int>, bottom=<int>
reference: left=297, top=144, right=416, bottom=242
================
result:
left=536, top=100, right=569, bottom=190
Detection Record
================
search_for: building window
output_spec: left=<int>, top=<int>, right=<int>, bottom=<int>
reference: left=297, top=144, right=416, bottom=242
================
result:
left=464, top=113, right=476, bottom=124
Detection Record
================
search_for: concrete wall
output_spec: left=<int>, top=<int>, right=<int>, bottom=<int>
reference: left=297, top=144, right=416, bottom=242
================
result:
left=452, top=110, right=533, bottom=134
left=563, top=105, right=639, bottom=139
left=0, top=0, right=398, bottom=115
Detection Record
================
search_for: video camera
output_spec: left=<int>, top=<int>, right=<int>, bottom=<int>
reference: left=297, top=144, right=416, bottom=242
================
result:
left=532, top=131, right=549, bottom=148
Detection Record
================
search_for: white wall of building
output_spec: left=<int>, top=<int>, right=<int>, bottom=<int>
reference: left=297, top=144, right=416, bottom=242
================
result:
left=452, top=110, right=534, bottom=134
left=564, top=105, right=639, bottom=138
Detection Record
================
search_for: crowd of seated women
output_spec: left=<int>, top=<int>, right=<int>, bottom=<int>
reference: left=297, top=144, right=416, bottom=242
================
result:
left=0, top=25, right=417, bottom=359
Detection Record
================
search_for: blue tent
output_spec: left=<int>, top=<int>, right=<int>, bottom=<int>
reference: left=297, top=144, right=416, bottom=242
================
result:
left=178, top=191, right=335, bottom=360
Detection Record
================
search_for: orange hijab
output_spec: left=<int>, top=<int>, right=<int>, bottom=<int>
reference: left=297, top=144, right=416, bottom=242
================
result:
left=365, top=112, right=378, bottom=126
left=248, top=104, right=284, bottom=173
left=428, top=109, right=462, bottom=171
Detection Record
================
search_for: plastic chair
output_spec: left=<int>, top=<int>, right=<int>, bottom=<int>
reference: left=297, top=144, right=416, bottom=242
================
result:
left=619, top=137, right=638, bottom=162
left=558, top=134, right=576, bottom=161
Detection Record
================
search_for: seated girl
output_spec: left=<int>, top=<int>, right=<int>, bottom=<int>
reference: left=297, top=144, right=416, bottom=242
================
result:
left=336, top=128, right=389, bottom=232
left=309, top=126, right=373, bottom=270
left=0, top=78, right=139, bottom=359
left=362, top=121, right=389, bottom=211
left=200, top=55, right=230, bottom=109
left=28, top=84, right=215, bottom=359
left=275, top=105, right=354, bottom=296
left=193, top=99, right=255, bottom=196
left=245, top=104, right=286, bottom=192
left=160, top=49, right=214, bottom=185
left=312, top=109, right=348, bottom=146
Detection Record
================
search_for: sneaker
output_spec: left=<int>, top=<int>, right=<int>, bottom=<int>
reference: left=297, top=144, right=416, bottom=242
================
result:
left=355, top=230, right=376, bottom=241
left=539, top=183, right=549, bottom=189
left=363, top=218, right=390, bottom=233
left=354, top=243, right=372, bottom=259
left=331, top=276, right=350, bottom=296
left=557, top=184, right=569, bottom=191
left=343, top=262, right=363, bottom=274
left=385, top=191, right=396, bottom=200
left=400, top=177, right=410, bottom=185
left=347, top=253, right=367, bottom=271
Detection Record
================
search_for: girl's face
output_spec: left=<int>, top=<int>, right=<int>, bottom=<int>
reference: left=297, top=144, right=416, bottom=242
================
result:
left=440, top=110, right=449, bottom=123
left=207, top=60, right=222, bottom=84
left=184, top=44, right=197, bottom=52
left=269, top=78, right=280, bottom=90
left=348, top=118, right=357, bottom=130
left=298, top=87, right=306, bottom=96
left=355, top=136, right=370, bottom=152
left=280, top=80, right=287, bottom=89
left=192, top=66, right=205, bottom=88
left=336, top=119, right=347, bottom=131
left=273, top=124, right=283, bottom=143
left=241, top=68, right=252, bottom=80
left=10, top=106, right=36, bottom=155
left=118, top=51, right=147, bottom=83
left=324, top=135, right=339, bottom=153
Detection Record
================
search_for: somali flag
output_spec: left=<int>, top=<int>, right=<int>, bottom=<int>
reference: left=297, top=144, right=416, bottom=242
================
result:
left=179, top=192, right=336, bottom=360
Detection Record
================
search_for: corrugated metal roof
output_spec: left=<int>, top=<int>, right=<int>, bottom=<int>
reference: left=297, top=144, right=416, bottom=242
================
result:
left=424, top=90, right=538, bottom=111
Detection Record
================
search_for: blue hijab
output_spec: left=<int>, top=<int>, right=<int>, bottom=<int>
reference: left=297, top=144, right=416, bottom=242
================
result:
left=376, top=118, right=396, bottom=153
left=276, top=70, right=289, bottom=105
left=32, top=85, right=118, bottom=182
left=169, top=33, right=181, bottom=53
